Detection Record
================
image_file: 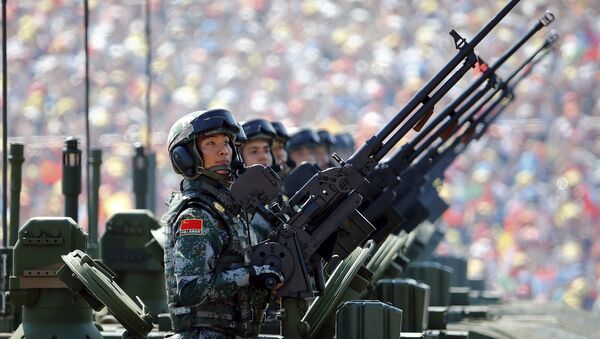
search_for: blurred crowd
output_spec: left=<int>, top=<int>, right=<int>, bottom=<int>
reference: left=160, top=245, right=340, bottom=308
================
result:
left=0, top=0, right=599, bottom=310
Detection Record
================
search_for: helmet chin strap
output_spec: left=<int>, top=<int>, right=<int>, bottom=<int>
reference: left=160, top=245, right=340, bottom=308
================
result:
left=198, top=164, right=233, bottom=184
left=208, top=164, right=231, bottom=175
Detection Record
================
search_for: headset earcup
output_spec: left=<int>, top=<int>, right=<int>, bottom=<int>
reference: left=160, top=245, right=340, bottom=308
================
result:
left=171, top=145, right=196, bottom=178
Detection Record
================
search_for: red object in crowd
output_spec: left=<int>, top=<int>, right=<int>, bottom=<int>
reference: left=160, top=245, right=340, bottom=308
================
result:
left=40, top=160, right=61, bottom=185
left=443, top=207, right=464, bottom=228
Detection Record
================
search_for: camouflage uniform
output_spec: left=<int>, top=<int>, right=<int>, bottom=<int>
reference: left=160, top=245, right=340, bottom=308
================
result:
left=163, top=177, right=270, bottom=338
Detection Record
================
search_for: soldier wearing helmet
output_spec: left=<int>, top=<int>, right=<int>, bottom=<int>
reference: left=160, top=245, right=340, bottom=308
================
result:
left=270, top=121, right=293, bottom=177
left=162, top=109, right=284, bottom=338
left=238, top=119, right=280, bottom=243
left=287, top=128, right=320, bottom=165
left=240, top=119, right=277, bottom=168
left=333, top=132, right=356, bottom=161
left=316, top=129, right=336, bottom=169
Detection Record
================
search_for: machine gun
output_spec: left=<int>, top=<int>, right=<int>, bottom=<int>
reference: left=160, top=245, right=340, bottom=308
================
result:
left=294, top=33, right=559, bottom=339
left=231, top=0, right=521, bottom=300
left=363, top=30, right=559, bottom=244
left=358, top=13, right=556, bottom=240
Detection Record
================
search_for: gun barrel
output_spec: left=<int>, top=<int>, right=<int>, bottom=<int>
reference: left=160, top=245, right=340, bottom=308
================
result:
left=388, top=12, right=555, bottom=171
left=474, top=44, right=556, bottom=141
left=442, top=35, right=558, bottom=151
left=411, top=29, right=558, bottom=168
left=363, top=33, right=558, bottom=243
left=350, top=0, right=519, bottom=168
left=347, top=0, right=521, bottom=169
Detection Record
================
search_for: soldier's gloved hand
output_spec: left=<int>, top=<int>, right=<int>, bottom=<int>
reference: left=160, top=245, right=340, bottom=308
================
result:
left=249, top=265, right=284, bottom=290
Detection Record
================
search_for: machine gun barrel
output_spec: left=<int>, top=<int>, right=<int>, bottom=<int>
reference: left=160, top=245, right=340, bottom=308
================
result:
left=361, top=25, right=557, bottom=236
left=88, top=149, right=102, bottom=258
left=234, top=0, right=522, bottom=299
left=364, top=33, right=558, bottom=243
left=473, top=37, right=557, bottom=142
left=347, top=0, right=521, bottom=171
left=133, top=144, right=148, bottom=209
left=424, top=33, right=557, bottom=180
left=432, top=31, right=559, bottom=157
left=386, top=11, right=555, bottom=172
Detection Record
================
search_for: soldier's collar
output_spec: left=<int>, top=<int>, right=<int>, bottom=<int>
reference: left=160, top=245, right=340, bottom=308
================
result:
left=182, top=177, right=241, bottom=216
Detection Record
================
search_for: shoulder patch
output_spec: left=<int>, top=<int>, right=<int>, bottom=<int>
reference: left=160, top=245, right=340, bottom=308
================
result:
left=213, top=202, right=226, bottom=213
left=180, top=219, right=204, bottom=236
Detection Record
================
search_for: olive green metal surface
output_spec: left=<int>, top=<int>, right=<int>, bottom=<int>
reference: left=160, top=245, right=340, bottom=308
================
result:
left=60, top=249, right=153, bottom=338
left=9, top=217, right=101, bottom=339
left=100, top=210, right=167, bottom=318
left=374, top=279, right=431, bottom=332
left=302, top=241, right=375, bottom=339
left=335, top=300, right=403, bottom=339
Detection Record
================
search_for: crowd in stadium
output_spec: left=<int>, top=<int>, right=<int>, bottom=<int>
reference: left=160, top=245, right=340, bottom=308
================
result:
left=1, top=0, right=599, bottom=310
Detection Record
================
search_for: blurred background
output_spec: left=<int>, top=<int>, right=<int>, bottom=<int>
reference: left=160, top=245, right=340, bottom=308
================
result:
left=0, top=0, right=598, bottom=311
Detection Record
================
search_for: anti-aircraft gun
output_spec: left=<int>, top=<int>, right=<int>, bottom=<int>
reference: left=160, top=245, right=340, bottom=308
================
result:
left=360, top=12, right=558, bottom=244
left=294, top=41, right=558, bottom=339
left=295, top=18, right=559, bottom=339
left=231, top=1, right=529, bottom=337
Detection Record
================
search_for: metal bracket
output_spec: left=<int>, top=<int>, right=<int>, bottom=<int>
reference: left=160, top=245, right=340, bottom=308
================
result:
left=464, top=50, right=478, bottom=69
left=487, top=73, right=499, bottom=89
left=449, top=29, right=467, bottom=50
left=332, top=153, right=346, bottom=166
left=23, top=270, right=56, bottom=276
left=544, top=30, right=559, bottom=49
left=450, top=30, right=479, bottom=69
left=539, top=10, right=555, bottom=26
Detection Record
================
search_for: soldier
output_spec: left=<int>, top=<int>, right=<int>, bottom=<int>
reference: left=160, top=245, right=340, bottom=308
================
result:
left=287, top=128, right=320, bottom=165
left=270, top=121, right=293, bottom=177
left=316, top=129, right=336, bottom=169
left=240, top=119, right=277, bottom=168
left=163, top=108, right=284, bottom=338
left=334, top=132, right=356, bottom=161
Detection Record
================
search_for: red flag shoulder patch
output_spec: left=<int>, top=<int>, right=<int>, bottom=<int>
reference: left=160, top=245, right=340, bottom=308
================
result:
left=180, top=219, right=204, bottom=236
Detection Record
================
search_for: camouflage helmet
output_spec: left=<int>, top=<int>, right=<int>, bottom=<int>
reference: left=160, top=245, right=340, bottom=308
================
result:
left=167, top=108, right=240, bottom=179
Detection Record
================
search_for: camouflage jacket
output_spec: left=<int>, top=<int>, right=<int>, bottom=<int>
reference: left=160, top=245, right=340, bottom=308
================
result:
left=162, top=176, right=269, bottom=337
